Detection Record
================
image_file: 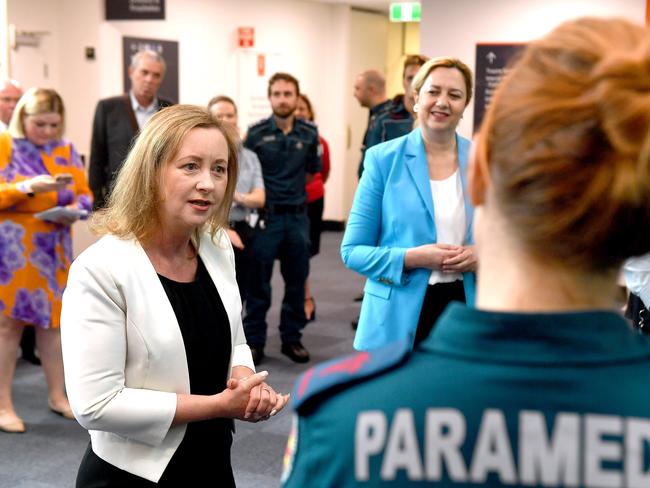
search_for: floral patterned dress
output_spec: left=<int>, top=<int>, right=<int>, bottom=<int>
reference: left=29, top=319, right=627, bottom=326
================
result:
left=0, top=132, right=92, bottom=329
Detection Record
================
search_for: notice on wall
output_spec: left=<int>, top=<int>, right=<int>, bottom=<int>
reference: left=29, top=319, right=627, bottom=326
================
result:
left=236, top=50, right=285, bottom=132
left=122, top=36, right=179, bottom=103
left=473, top=43, right=526, bottom=132
left=106, top=0, right=165, bottom=20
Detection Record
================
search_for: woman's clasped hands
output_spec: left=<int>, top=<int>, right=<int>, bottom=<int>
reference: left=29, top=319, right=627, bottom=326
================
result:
left=221, top=370, right=290, bottom=422
left=406, top=243, right=477, bottom=273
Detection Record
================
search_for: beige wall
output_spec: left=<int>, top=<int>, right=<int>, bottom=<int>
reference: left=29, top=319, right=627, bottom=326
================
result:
left=385, top=21, right=420, bottom=99
left=5, top=0, right=393, bottom=256
left=343, top=9, right=388, bottom=217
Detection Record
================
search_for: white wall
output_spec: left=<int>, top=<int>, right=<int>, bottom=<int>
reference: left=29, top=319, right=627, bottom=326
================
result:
left=420, top=0, right=646, bottom=139
left=7, top=0, right=376, bottom=226
left=0, top=0, right=8, bottom=79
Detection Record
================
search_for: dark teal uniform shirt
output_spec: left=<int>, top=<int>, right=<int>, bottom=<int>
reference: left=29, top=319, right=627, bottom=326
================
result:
left=365, top=94, right=414, bottom=149
left=244, top=116, right=321, bottom=206
left=282, top=303, right=650, bottom=487
left=358, top=99, right=391, bottom=178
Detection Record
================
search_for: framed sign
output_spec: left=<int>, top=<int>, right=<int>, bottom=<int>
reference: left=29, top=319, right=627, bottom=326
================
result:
left=122, top=36, right=179, bottom=103
left=473, top=43, right=526, bottom=132
left=106, top=0, right=165, bottom=20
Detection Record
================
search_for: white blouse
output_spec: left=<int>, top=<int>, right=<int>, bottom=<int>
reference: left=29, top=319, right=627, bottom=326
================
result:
left=428, top=169, right=466, bottom=285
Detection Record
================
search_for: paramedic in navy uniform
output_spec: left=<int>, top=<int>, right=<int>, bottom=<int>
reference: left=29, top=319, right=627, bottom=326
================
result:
left=282, top=17, right=650, bottom=487
left=243, top=73, right=321, bottom=365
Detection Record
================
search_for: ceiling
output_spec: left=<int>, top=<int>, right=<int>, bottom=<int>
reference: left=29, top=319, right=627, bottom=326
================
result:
left=307, top=0, right=393, bottom=13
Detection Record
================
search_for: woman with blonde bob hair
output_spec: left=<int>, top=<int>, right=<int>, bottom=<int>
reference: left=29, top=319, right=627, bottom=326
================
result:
left=341, top=56, right=477, bottom=351
left=282, top=17, right=650, bottom=487
left=61, top=105, right=289, bottom=486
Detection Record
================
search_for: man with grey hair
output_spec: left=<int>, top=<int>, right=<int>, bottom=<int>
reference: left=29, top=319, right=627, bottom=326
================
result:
left=0, top=79, right=23, bottom=131
left=89, top=49, right=173, bottom=208
left=353, top=69, right=390, bottom=178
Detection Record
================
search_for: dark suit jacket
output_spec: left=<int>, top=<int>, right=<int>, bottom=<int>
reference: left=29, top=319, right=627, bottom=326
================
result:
left=89, top=95, right=173, bottom=208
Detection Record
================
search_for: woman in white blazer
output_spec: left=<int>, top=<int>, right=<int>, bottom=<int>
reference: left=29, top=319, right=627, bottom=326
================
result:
left=61, top=105, right=289, bottom=486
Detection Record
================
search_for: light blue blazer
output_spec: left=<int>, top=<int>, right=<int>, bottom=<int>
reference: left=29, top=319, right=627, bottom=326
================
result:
left=341, top=127, right=475, bottom=351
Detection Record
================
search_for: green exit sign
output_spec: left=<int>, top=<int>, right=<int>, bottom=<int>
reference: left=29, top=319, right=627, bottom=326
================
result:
left=390, top=2, right=421, bottom=22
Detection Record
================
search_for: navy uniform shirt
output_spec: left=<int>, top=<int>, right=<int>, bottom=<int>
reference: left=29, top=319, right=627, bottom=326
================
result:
left=282, top=303, right=650, bottom=487
left=359, top=99, right=392, bottom=178
left=244, top=116, right=321, bottom=206
left=366, top=94, right=414, bottom=149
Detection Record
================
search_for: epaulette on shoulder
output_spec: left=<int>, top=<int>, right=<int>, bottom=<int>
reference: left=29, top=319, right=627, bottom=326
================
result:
left=295, top=118, right=319, bottom=135
left=247, top=118, right=270, bottom=134
left=297, top=118, right=317, bottom=129
left=292, top=337, right=412, bottom=414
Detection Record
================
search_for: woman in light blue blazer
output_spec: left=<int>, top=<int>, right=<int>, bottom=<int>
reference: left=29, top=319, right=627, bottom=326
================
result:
left=341, top=57, right=476, bottom=351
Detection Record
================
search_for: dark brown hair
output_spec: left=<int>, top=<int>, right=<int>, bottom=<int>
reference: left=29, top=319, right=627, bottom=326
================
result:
left=207, top=95, right=237, bottom=114
left=298, top=94, right=314, bottom=121
left=403, top=54, right=429, bottom=79
left=267, top=72, right=300, bottom=97
left=472, top=17, right=650, bottom=272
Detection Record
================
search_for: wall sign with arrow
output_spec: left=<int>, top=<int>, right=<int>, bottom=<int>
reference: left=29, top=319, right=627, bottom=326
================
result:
left=473, top=43, right=526, bottom=132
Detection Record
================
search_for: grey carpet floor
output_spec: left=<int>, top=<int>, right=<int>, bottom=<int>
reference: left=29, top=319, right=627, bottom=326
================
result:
left=0, top=230, right=363, bottom=487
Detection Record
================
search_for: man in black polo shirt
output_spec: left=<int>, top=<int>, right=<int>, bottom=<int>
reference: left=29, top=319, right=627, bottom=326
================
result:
left=243, top=73, right=321, bottom=365
left=353, top=69, right=390, bottom=178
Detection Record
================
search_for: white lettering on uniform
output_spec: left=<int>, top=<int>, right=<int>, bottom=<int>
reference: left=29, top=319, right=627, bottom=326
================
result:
left=425, top=408, right=467, bottom=481
left=354, top=407, right=650, bottom=486
left=355, top=411, right=387, bottom=481
left=470, top=409, right=517, bottom=484
left=584, top=414, right=623, bottom=488
left=626, top=418, right=650, bottom=488
left=381, top=409, right=423, bottom=480
left=519, top=411, right=579, bottom=486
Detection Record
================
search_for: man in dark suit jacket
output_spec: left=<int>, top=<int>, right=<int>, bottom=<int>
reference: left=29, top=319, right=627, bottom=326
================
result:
left=89, top=50, right=173, bottom=208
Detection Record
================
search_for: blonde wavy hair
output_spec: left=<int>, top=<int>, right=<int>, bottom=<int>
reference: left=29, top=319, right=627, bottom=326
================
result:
left=411, top=57, right=473, bottom=106
left=472, top=17, right=650, bottom=272
left=91, top=104, right=239, bottom=245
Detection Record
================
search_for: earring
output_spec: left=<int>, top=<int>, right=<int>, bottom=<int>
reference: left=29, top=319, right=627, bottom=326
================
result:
left=413, top=103, right=419, bottom=113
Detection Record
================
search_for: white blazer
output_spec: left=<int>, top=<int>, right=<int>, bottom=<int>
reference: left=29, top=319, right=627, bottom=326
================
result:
left=61, top=230, right=254, bottom=483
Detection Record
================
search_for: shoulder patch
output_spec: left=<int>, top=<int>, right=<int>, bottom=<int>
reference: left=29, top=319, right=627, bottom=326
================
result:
left=292, top=337, right=412, bottom=413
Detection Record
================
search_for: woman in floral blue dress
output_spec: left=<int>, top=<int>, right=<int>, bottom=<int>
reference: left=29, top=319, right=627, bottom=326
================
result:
left=0, top=87, right=92, bottom=433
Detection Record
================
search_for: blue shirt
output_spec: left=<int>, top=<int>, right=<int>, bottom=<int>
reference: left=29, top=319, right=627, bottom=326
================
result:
left=244, top=116, right=321, bottom=206
left=229, top=146, right=264, bottom=223
left=129, top=91, right=158, bottom=129
left=282, top=303, right=650, bottom=487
